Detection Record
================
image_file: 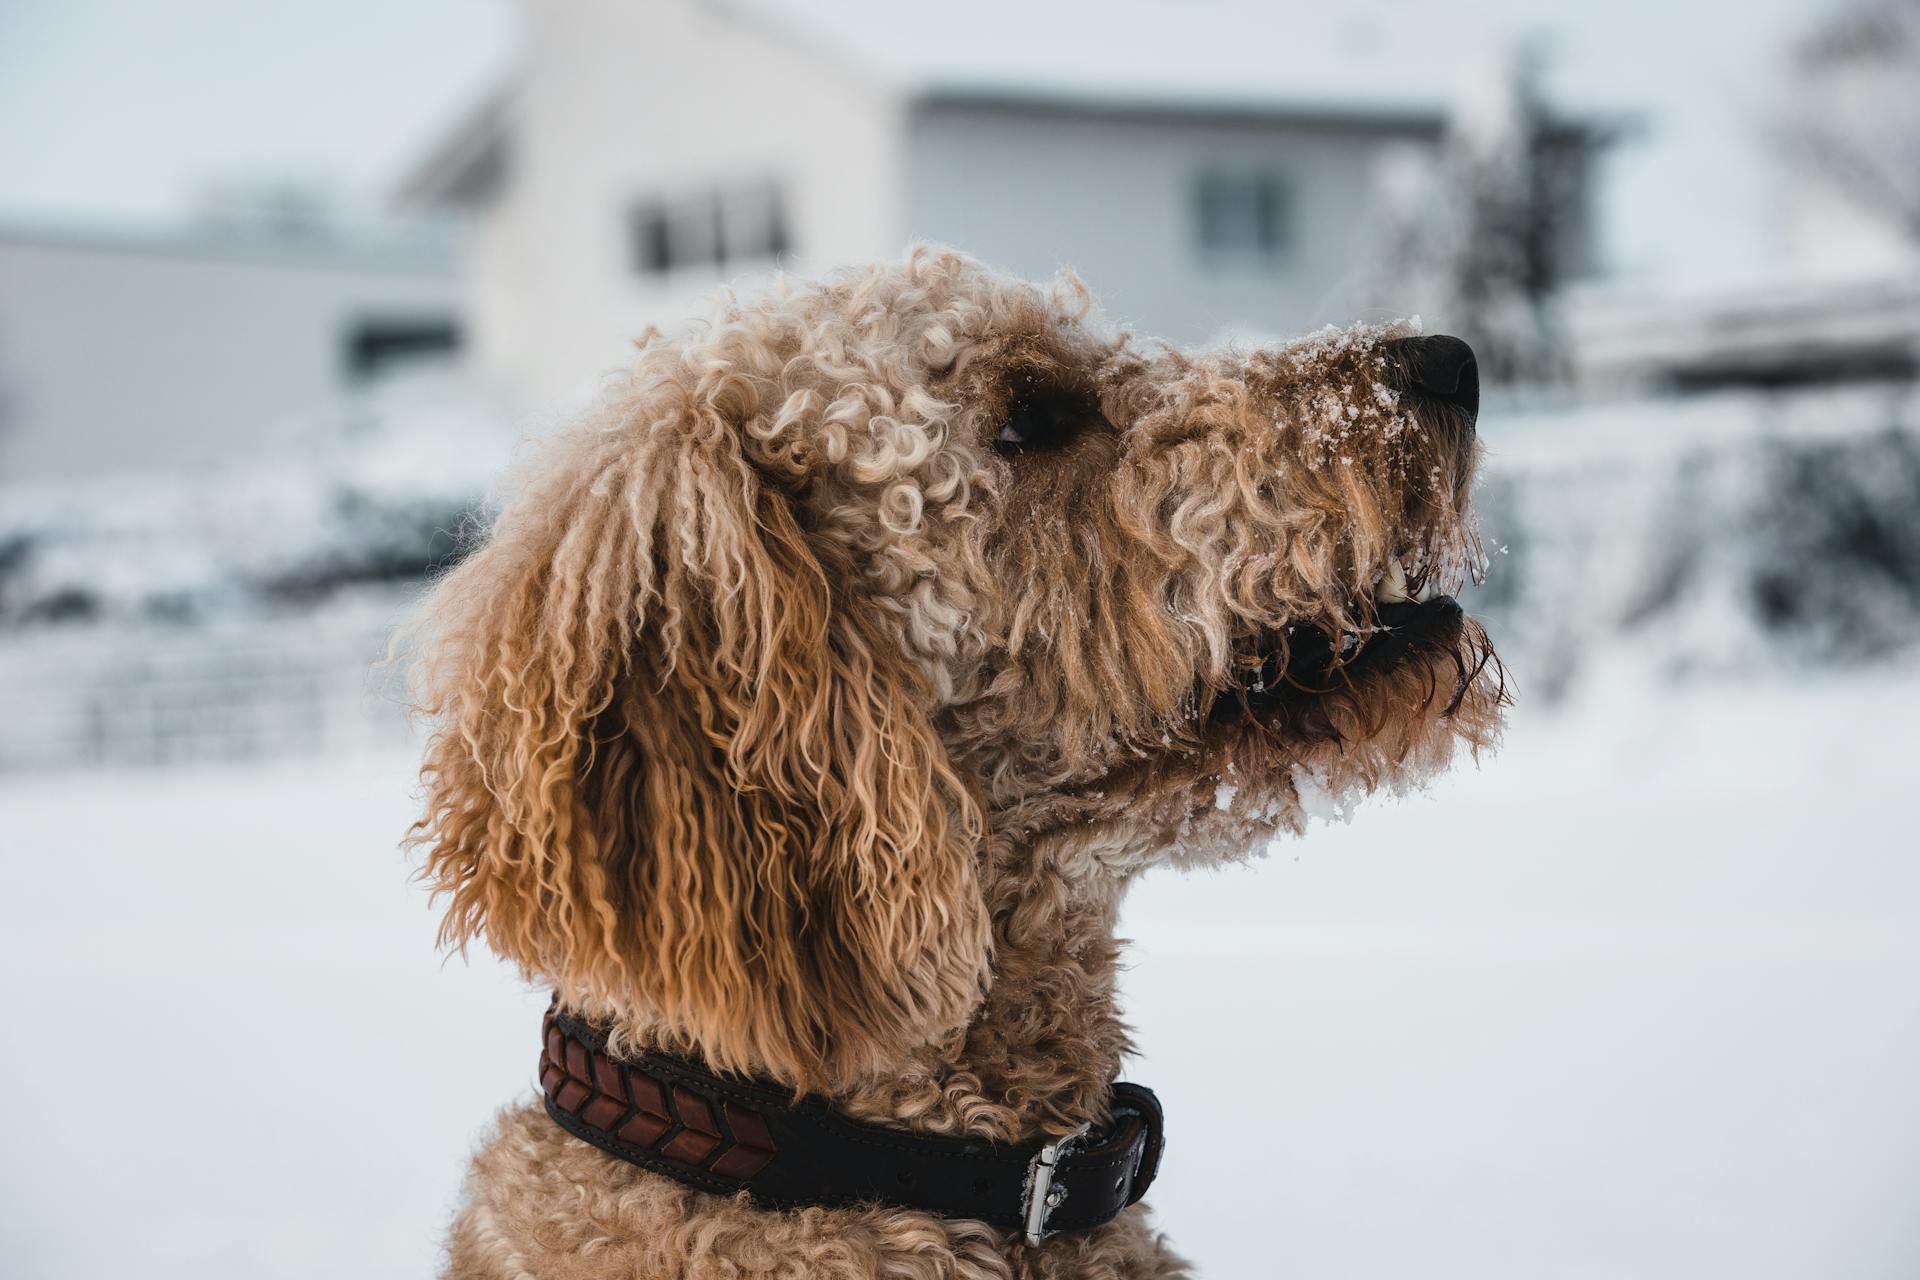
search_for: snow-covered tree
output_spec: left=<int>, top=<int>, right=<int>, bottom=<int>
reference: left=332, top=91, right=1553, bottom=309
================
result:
left=1784, top=0, right=1920, bottom=246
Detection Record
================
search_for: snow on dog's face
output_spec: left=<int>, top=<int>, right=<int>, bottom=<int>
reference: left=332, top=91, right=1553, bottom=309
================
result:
left=941, top=280, right=1504, bottom=864
left=407, top=250, right=1504, bottom=1092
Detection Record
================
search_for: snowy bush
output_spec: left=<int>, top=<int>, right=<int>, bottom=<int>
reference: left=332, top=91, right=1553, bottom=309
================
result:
left=1469, top=381, right=1920, bottom=693
left=0, top=393, right=513, bottom=630
left=1748, top=427, right=1920, bottom=658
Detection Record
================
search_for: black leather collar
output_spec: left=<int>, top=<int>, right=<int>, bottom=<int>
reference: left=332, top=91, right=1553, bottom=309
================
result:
left=539, top=1005, right=1164, bottom=1245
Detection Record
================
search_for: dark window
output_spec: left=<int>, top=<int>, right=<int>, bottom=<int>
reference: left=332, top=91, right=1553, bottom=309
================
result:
left=636, top=201, right=673, bottom=274
left=344, top=318, right=460, bottom=381
left=631, top=181, right=791, bottom=278
left=1194, top=173, right=1291, bottom=262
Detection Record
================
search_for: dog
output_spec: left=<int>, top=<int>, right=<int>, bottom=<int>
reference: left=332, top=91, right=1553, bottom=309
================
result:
left=407, top=248, right=1504, bottom=1278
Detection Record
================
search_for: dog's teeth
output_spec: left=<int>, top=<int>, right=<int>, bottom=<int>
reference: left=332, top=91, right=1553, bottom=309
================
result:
left=1376, top=556, right=1410, bottom=603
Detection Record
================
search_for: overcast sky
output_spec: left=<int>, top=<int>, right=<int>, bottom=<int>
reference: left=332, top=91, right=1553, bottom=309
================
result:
left=0, top=0, right=1833, bottom=288
left=0, top=0, right=515, bottom=224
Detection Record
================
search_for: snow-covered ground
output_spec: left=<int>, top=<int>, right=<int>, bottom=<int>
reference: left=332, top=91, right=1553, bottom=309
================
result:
left=2, top=664, right=1917, bottom=1279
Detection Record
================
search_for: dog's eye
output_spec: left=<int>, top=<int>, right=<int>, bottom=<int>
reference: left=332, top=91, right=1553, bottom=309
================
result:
left=993, top=381, right=1102, bottom=453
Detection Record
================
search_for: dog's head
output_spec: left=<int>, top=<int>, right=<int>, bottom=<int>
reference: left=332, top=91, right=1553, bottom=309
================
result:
left=410, top=250, right=1503, bottom=1091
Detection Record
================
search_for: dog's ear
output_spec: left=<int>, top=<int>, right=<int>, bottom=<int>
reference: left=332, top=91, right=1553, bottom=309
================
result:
left=408, top=377, right=991, bottom=1091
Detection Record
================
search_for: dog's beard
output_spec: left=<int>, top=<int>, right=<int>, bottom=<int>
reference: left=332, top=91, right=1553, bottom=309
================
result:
left=999, top=599, right=1505, bottom=866
left=1211, top=595, right=1502, bottom=749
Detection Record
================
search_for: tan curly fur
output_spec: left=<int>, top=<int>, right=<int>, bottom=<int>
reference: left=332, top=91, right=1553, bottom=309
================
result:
left=407, top=247, right=1506, bottom=1278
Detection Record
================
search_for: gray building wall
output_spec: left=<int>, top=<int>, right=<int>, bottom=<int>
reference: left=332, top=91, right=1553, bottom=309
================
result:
left=904, top=98, right=1444, bottom=346
left=0, top=227, right=457, bottom=480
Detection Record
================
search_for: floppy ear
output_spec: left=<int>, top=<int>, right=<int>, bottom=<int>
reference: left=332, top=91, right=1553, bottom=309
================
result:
left=408, top=377, right=991, bottom=1090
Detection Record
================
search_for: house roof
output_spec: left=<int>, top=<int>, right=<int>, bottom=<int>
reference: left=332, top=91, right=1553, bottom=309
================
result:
left=0, top=214, right=457, bottom=276
left=392, top=86, right=515, bottom=211
left=738, top=0, right=1465, bottom=117
left=908, top=86, right=1447, bottom=137
left=395, top=0, right=1485, bottom=210
left=1572, top=271, right=1920, bottom=388
left=397, top=82, right=1452, bottom=211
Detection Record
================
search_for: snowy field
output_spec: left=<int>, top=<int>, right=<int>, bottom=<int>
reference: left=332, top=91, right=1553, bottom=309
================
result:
left=3, top=666, right=1917, bottom=1279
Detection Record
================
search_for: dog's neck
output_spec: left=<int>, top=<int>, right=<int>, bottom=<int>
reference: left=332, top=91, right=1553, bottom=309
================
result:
left=569, top=821, right=1144, bottom=1145
left=834, top=824, right=1137, bottom=1144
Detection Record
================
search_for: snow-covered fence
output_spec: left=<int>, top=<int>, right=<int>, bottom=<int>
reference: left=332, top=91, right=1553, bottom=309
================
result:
left=0, top=590, right=413, bottom=771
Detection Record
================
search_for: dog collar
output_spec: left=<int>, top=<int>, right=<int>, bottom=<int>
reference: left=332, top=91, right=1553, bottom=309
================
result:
left=538, top=1004, right=1164, bottom=1246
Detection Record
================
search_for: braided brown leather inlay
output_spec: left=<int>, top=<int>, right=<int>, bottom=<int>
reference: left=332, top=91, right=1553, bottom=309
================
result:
left=539, top=1010, right=778, bottom=1181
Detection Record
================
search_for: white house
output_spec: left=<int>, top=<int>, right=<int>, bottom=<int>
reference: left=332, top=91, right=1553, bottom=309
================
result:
left=399, top=0, right=1608, bottom=407
left=0, top=218, right=459, bottom=479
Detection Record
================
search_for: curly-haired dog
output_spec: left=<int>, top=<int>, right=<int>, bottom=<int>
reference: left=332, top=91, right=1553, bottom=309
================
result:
left=408, top=249, right=1504, bottom=1279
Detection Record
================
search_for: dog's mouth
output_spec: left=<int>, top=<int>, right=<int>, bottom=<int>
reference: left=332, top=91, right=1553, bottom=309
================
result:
left=1210, top=553, right=1481, bottom=729
left=1222, top=596, right=1464, bottom=712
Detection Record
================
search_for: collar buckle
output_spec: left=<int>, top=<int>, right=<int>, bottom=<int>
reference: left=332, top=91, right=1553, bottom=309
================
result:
left=1021, top=1121, right=1090, bottom=1247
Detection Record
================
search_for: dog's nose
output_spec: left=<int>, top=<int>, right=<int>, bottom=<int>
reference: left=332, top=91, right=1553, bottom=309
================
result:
left=1397, top=334, right=1479, bottom=419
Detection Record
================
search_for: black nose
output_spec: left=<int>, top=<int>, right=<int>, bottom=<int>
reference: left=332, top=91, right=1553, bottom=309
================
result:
left=1398, top=334, right=1479, bottom=419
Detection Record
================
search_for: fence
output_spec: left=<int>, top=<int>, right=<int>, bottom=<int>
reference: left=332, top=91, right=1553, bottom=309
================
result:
left=0, top=589, right=414, bottom=771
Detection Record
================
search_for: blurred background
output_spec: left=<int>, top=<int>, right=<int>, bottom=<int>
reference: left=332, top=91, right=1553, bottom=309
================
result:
left=2, top=0, right=1916, bottom=1276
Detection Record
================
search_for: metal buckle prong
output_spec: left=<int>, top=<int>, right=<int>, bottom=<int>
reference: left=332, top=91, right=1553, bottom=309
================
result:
left=1021, top=1121, right=1091, bottom=1247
